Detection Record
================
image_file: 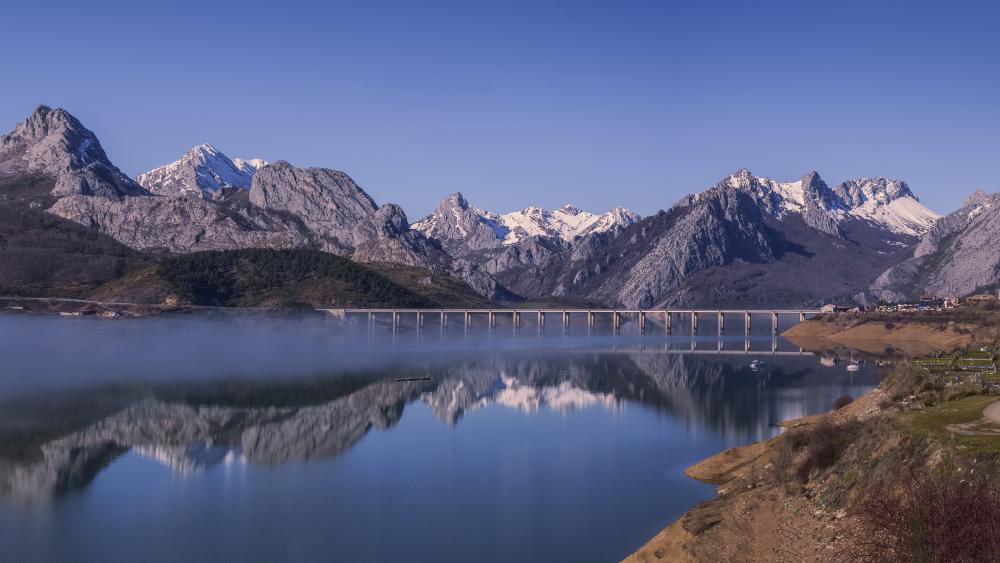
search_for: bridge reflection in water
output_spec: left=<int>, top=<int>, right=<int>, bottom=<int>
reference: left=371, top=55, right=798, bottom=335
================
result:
left=322, top=308, right=820, bottom=354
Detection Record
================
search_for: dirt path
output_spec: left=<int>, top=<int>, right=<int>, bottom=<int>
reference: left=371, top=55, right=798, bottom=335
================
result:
left=943, top=398, right=1000, bottom=437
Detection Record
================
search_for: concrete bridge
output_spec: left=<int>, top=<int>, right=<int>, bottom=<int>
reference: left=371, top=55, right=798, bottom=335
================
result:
left=320, top=308, right=821, bottom=337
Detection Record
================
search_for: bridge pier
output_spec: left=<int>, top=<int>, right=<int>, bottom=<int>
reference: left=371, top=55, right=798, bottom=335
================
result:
left=335, top=307, right=816, bottom=342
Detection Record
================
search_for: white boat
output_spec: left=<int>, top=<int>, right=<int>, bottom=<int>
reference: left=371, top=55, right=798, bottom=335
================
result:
left=846, top=363, right=860, bottom=372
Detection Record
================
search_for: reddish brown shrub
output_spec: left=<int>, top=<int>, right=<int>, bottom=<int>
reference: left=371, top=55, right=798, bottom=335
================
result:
left=849, top=467, right=1000, bottom=562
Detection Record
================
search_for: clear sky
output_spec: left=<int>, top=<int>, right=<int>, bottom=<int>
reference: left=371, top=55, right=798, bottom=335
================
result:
left=2, top=0, right=997, bottom=218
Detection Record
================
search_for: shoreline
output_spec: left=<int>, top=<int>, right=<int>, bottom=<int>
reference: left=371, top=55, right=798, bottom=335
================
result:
left=625, top=384, right=890, bottom=562
left=625, top=315, right=980, bottom=562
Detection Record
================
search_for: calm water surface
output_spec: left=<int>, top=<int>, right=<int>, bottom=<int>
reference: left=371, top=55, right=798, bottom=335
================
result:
left=0, top=314, right=878, bottom=562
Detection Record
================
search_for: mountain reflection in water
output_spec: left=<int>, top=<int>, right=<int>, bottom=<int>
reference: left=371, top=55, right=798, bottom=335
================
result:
left=0, top=347, right=876, bottom=502
left=0, top=314, right=880, bottom=562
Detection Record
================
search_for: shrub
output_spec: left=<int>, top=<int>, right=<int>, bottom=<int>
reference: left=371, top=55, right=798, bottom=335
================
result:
left=771, top=438, right=796, bottom=487
left=884, top=363, right=928, bottom=398
left=833, top=395, right=854, bottom=410
left=849, top=467, right=1000, bottom=562
left=793, top=418, right=861, bottom=483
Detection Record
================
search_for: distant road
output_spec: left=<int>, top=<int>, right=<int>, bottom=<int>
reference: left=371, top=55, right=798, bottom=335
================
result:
left=0, top=296, right=281, bottom=311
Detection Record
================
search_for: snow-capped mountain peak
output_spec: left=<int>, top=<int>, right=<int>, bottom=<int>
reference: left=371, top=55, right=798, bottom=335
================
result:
left=708, top=169, right=939, bottom=237
left=500, top=203, right=640, bottom=244
left=412, top=192, right=641, bottom=251
left=137, top=144, right=268, bottom=199
left=830, top=177, right=939, bottom=236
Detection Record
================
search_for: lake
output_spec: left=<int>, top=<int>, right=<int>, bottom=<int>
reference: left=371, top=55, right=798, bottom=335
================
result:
left=0, top=314, right=878, bottom=562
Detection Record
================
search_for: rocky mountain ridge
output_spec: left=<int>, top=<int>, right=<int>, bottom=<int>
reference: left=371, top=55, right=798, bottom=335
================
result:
left=694, top=169, right=939, bottom=237
left=867, top=190, right=1000, bottom=302
left=4, top=105, right=992, bottom=307
left=411, top=192, right=639, bottom=253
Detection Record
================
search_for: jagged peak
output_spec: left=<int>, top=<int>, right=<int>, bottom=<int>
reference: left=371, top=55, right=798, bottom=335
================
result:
left=7, top=105, right=93, bottom=143
left=558, top=204, right=582, bottom=214
left=964, top=189, right=996, bottom=207
left=28, top=104, right=71, bottom=124
left=800, top=170, right=822, bottom=183
left=1, top=104, right=148, bottom=198
left=190, top=143, right=221, bottom=155
left=441, top=191, right=470, bottom=209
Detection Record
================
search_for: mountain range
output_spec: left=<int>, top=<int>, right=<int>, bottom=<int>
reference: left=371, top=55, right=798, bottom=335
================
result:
left=1, top=105, right=996, bottom=308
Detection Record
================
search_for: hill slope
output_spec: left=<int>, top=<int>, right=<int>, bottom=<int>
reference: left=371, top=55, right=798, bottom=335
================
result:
left=145, top=249, right=488, bottom=308
left=0, top=177, right=150, bottom=298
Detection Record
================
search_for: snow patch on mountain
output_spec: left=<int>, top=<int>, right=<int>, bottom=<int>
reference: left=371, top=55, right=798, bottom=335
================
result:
left=233, top=158, right=268, bottom=176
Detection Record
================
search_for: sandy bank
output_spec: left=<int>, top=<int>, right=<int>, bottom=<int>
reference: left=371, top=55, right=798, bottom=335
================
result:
left=783, top=318, right=972, bottom=355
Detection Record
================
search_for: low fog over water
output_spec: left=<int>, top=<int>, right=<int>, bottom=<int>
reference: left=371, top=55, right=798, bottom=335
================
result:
left=0, top=312, right=880, bottom=562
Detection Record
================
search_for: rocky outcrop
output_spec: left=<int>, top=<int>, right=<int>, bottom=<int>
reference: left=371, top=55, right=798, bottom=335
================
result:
left=0, top=105, right=147, bottom=198
left=250, top=161, right=379, bottom=247
left=798, top=171, right=843, bottom=237
left=352, top=204, right=446, bottom=267
left=48, top=194, right=312, bottom=253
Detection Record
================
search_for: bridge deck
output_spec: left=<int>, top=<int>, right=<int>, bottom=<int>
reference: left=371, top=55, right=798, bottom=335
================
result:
left=329, top=308, right=821, bottom=315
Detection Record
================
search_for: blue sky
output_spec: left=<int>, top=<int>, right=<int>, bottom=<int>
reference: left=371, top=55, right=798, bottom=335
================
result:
left=2, top=0, right=997, bottom=217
